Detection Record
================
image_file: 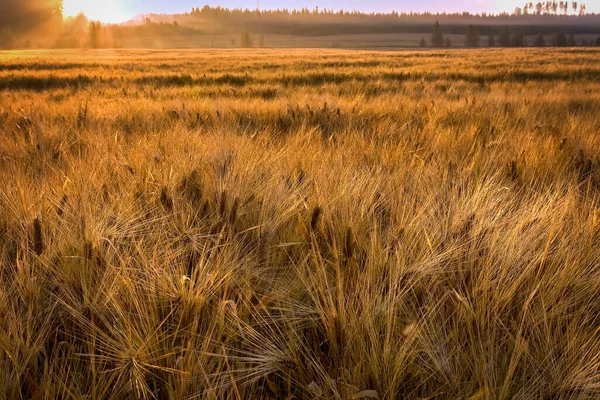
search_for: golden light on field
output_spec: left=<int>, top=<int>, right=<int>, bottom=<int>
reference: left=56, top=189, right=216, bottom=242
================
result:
left=2, top=47, right=600, bottom=398
left=63, top=0, right=130, bottom=23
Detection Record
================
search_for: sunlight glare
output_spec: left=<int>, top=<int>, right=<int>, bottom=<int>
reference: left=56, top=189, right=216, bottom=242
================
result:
left=63, top=0, right=131, bottom=23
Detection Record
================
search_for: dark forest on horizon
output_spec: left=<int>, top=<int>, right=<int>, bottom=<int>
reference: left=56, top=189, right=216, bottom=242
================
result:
left=2, top=1, right=600, bottom=49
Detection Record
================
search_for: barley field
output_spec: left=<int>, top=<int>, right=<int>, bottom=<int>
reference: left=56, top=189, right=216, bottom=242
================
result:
left=1, top=48, right=600, bottom=399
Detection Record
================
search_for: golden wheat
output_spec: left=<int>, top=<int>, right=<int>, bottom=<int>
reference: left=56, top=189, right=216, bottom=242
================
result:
left=0, top=48, right=600, bottom=399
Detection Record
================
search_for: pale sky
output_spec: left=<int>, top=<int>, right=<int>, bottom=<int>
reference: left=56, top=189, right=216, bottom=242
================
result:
left=63, top=0, right=600, bottom=23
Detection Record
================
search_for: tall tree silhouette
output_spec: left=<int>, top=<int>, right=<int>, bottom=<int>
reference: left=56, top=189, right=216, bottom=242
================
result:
left=552, top=32, right=568, bottom=46
left=431, top=21, right=444, bottom=47
left=534, top=34, right=546, bottom=47
left=0, top=0, right=63, bottom=34
left=89, top=21, right=101, bottom=48
left=465, top=25, right=480, bottom=47
left=499, top=28, right=511, bottom=47
left=511, top=31, right=525, bottom=47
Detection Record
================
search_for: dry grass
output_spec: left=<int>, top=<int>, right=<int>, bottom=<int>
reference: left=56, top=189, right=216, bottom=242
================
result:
left=1, top=48, right=600, bottom=399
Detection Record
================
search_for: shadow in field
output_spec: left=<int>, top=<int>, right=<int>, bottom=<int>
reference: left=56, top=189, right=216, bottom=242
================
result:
left=3, top=69, right=600, bottom=91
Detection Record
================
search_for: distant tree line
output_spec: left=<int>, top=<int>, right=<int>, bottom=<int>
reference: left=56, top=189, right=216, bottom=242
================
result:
left=183, top=4, right=597, bottom=22
left=183, top=4, right=593, bottom=22
left=0, top=0, right=63, bottom=48
left=86, top=18, right=207, bottom=48
left=2, top=1, right=600, bottom=49
left=515, top=1, right=587, bottom=16
left=139, top=5, right=600, bottom=37
left=0, top=0, right=63, bottom=35
left=427, top=20, right=600, bottom=48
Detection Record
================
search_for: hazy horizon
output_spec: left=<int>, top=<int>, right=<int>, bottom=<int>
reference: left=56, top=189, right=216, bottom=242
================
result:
left=63, top=0, right=600, bottom=23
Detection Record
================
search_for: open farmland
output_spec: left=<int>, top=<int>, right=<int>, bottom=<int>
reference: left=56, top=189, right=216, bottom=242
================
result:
left=1, top=48, right=600, bottom=399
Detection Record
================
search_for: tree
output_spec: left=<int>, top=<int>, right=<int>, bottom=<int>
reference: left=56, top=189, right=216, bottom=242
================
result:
left=89, top=21, right=101, bottom=48
left=536, top=2, right=544, bottom=14
left=445, top=38, right=452, bottom=48
left=552, top=32, right=568, bottom=47
left=595, top=36, right=600, bottom=47
left=419, top=37, right=427, bottom=47
left=65, top=13, right=89, bottom=34
left=259, top=34, right=265, bottom=48
left=465, top=25, right=480, bottom=47
left=499, top=28, right=511, bottom=47
left=568, top=33, right=576, bottom=46
left=87, top=21, right=112, bottom=48
left=511, top=32, right=525, bottom=47
left=0, top=29, right=16, bottom=49
left=431, top=21, right=444, bottom=48
left=488, top=33, right=496, bottom=47
left=534, top=34, right=546, bottom=47
left=0, top=0, right=63, bottom=36
left=240, top=32, right=253, bottom=48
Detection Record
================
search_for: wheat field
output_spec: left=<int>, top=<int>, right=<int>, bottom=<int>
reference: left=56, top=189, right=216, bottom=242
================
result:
left=1, top=48, right=600, bottom=399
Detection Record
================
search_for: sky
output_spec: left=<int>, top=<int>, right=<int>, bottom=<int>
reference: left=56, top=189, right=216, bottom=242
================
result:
left=63, top=0, right=600, bottom=23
